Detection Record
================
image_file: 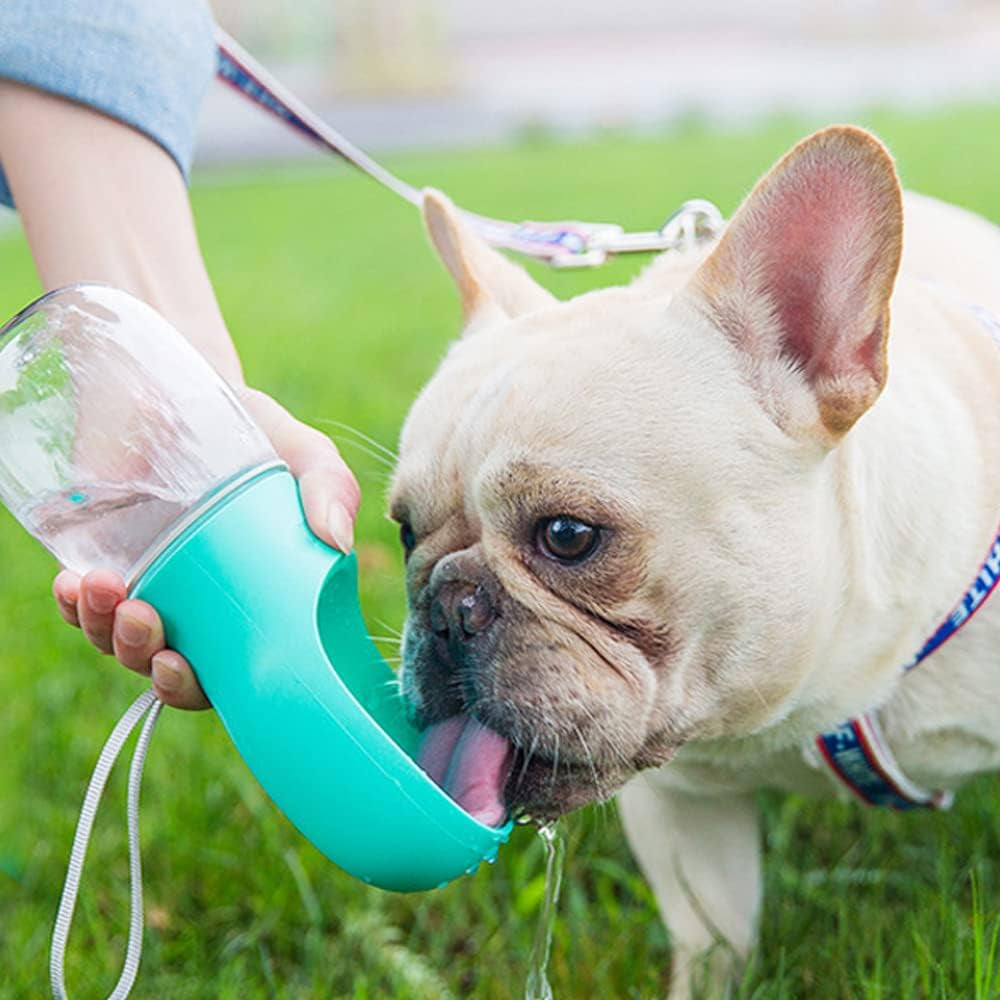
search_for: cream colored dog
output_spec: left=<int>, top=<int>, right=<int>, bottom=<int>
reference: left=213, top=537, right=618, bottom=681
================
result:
left=390, top=126, right=1000, bottom=997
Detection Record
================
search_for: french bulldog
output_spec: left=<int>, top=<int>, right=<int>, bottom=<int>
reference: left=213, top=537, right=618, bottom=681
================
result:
left=390, top=126, right=1000, bottom=997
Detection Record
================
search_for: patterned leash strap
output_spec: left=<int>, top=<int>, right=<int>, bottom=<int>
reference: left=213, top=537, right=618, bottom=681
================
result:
left=213, top=27, right=724, bottom=268
left=50, top=690, right=162, bottom=1000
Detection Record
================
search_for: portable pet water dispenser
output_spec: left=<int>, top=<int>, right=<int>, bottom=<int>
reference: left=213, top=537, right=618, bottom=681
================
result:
left=0, top=284, right=511, bottom=893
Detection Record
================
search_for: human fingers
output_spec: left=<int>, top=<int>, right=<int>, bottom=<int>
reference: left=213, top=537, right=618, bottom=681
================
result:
left=78, top=570, right=127, bottom=654
left=150, top=649, right=211, bottom=710
left=53, top=570, right=82, bottom=627
left=111, top=599, right=165, bottom=675
left=238, top=387, right=361, bottom=551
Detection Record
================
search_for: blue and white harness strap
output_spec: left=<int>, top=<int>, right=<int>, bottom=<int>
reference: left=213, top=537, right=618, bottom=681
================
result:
left=815, top=305, right=1000, bottom=811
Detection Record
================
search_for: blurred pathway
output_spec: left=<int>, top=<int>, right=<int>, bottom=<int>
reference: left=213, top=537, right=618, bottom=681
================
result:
left=195, top=20, right=1000, bottom=165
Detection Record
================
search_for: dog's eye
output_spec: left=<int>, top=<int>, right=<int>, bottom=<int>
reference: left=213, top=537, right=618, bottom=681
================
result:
left=536, top=516, right=600, bottom=564
left=399, top=521, right=416, bottom=557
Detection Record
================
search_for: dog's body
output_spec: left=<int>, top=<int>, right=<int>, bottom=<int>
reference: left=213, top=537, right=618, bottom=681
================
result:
left=390, top=129, right=1000, bottom=997
left=615, top=188, right=1000, bottom=995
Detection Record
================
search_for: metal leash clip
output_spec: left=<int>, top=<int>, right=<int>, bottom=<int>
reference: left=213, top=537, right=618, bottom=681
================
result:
left=546, top=199, right=726, bottom=268
left=555, top=198, right=726, bottom=269
left=480, top=199, right=725, bottom=269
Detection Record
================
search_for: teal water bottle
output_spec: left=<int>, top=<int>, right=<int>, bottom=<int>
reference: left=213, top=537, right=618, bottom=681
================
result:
left=0, top=284, right=510, bottom=892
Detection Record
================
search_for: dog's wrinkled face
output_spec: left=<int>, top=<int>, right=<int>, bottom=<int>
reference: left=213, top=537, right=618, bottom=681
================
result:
left=390, top=126, right=904, bottom=823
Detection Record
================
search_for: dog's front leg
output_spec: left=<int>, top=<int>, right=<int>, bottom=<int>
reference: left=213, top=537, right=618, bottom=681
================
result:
left=618, top=777, right=761, bottom=999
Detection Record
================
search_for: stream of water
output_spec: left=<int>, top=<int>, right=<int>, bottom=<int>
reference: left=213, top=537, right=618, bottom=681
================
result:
left=524, top=822, right=566, bottom=1000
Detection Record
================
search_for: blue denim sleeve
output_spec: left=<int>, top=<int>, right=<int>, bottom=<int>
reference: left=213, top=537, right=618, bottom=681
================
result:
left=0, top=0, right=216, bottom=209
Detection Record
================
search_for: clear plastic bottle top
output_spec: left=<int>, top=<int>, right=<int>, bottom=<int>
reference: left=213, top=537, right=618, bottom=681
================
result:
left=0, top=285, right=278, bottom=581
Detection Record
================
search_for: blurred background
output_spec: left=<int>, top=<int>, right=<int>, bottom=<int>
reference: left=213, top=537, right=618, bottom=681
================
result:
left=3, top=3, right=1000, bottom=999
left=198, top=0, right=1000, bottom=165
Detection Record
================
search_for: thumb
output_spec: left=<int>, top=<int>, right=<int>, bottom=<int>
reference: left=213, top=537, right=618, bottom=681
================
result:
left=237, top=387, right=361, bottom=551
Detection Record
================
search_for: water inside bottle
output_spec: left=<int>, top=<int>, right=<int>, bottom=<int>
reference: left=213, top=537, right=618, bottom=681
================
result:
left=19, top=483, right=188, bottom=578
left=524, top=821, right=565, bottom=1000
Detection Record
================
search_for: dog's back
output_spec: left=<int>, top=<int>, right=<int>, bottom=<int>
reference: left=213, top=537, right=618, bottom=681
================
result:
left=900, top=191, right=1000, bottom=315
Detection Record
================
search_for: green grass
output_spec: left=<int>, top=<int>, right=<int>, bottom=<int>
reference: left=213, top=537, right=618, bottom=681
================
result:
left=2, top=105, right=1000, bottom=999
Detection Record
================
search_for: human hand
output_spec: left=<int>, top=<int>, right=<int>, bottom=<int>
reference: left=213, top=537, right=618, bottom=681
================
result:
left=52, top=389, right=361, bottom=709
left=2, top=87, right=361, bottom=706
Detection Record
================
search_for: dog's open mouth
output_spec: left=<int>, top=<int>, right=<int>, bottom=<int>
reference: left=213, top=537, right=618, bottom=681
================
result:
left=417, top=714, right=515, bottom=827
left=417, top=714, right=625, bottom=825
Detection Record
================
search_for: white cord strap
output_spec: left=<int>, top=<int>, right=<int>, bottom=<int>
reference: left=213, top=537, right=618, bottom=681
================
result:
left=51, top=689, right=163, bottom=1000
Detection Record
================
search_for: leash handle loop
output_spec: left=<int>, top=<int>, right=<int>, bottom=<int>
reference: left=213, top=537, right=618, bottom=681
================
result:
left=50, top=690, right=162, bottom=1000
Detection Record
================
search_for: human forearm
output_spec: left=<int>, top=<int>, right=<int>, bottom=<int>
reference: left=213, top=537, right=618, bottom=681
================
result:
left=1, top=79, right=360, bottom=710
left=0, top=81, right=244, bottom=383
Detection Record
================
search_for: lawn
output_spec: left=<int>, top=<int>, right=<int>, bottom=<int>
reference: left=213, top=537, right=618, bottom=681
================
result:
left=2, top=106, right=1000, bottom=999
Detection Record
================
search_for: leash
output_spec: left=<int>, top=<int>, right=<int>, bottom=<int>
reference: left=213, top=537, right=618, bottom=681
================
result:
left=213, top=27, right=724, bottom=268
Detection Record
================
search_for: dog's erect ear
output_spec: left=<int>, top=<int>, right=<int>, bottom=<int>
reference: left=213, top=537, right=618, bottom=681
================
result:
left=422, top=189, right=555, bottom=332
left=687, top=125, right=903, bottom=439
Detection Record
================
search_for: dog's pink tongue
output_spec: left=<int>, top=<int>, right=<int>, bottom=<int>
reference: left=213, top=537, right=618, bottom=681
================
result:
left=417, top=715, right=467, bottom=786
left=418, top=715, right=513, bottom=827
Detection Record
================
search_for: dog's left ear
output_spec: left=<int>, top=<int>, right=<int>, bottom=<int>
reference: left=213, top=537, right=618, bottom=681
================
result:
left=422, top=189, right=555, bottom=333
left=686, top=125, right=903, bottom=439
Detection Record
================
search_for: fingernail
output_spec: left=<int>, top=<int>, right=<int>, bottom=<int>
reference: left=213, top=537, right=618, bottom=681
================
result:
left=152, top=655, right=182, bottom=694
left=116, top=613, right=150, bottom=648
left=327, top=502, right=355, bottom=553
left=86, top=589, right=118, bottom=615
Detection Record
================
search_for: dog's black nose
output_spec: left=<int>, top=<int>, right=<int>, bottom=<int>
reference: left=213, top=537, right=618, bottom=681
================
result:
left=429, top=580, right=497, bottom=639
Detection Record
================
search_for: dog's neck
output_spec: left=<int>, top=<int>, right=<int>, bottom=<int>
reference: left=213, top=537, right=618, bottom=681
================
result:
left=766, top=282, right=1000, bottom=742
